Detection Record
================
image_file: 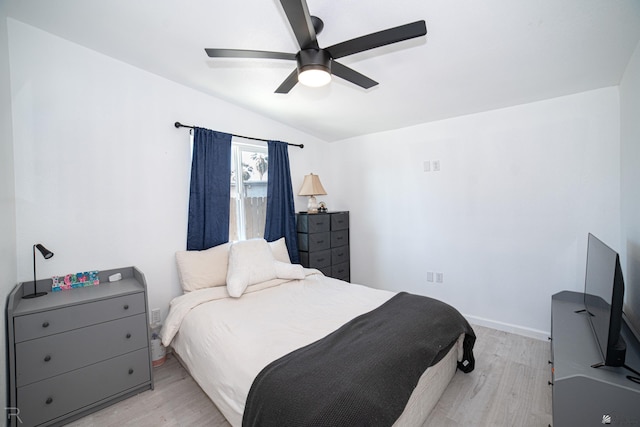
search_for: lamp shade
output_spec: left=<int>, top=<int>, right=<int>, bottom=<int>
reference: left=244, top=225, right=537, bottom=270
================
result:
left=298, top=173, right=327, bottom=196
left=35, top=243, right=54, bottom=259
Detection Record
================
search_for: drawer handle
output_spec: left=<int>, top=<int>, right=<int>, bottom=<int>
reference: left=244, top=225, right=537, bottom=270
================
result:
left=337, top=236, right=343, bottom=240
left=126, top=333, right=132, bottom=339
left=46, top=397, right=53, bottom=405
left=316, top=240, right=324, bottom=244
left=128, top=368, right=134, bottom=375
left=44, top=355, right=51, bottom=362
left=42, top=321, right=50, bottom=328
left=317, top=258, right=325, bottom=262
left=124, top=304, right=129, bottom=310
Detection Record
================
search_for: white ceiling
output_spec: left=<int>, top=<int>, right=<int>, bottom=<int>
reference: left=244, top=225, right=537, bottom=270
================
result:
left=6, top=0, right=640, bottom=142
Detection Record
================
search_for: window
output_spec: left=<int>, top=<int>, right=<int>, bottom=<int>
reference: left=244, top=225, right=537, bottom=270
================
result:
left=229, top=140, right=268, bottom=241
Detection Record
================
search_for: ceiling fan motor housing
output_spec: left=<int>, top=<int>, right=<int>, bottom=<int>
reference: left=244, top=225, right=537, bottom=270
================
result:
left=296, top=49, right=332, bottom=76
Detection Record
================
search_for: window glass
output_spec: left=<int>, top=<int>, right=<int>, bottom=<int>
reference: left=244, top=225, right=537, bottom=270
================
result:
left=230, top=140, right=268, bottom=241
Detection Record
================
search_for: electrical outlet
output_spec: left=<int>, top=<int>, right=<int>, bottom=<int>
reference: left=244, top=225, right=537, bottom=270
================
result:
left=433, top=160, right=441, bottom=172
left=423, top=161, right=431, bottom=172
left=427, top=272, right=434, bottom=282
left=435, top=272, right=444, bottom=283
left=151, top=308, right=161, bottom=325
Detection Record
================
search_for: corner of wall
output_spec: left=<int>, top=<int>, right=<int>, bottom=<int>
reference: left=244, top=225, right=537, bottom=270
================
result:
left=1, top=2, right=19, bottom=411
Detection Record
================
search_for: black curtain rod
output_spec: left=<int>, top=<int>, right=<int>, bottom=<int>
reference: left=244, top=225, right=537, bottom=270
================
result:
left=174, top=122, right=304, bottom=148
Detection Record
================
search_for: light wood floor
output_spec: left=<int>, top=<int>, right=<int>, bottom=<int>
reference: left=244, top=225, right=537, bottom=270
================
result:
left=68, top=325, right=552, bottom=427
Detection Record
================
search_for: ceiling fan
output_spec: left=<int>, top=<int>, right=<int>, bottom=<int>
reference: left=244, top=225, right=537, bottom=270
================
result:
left=205, top=0, right=427, bottom=93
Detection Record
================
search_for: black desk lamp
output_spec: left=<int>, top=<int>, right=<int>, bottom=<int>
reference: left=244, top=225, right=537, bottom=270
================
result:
left=24, top=243, right=54, bottom=299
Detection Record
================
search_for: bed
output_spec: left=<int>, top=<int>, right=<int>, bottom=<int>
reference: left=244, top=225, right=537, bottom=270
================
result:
left=161, top=238, right=475, bottom=427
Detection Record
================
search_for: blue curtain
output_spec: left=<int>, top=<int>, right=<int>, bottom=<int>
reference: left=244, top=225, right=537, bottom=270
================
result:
left=186, top=128, right=232, bottom=250
left=264, top=141, right=300, bottom=263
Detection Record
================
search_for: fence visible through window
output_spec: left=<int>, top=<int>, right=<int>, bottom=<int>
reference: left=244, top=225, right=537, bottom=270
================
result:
left=229, top=195, right=266, bottom=241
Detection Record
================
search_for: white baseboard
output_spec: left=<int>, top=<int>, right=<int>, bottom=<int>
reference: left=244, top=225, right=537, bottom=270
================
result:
left=464, top=314, right=550, bottom=341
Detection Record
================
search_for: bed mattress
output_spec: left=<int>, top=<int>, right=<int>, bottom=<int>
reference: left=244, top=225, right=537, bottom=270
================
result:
left=166, top=273, right=464, bottom=426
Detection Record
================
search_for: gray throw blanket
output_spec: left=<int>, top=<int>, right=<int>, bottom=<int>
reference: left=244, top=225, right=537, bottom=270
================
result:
left=243, top=292, right=476, bottom=427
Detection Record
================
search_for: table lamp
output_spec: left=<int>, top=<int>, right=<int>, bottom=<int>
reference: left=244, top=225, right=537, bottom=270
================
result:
left=24, top=243, right=54, bottom=299
left=298, top=173, right=327, bottom=214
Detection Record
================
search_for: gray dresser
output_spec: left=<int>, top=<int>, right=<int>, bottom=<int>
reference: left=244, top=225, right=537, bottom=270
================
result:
left=297, top=211, right=350, bottom=281
left=6, top=266, right=154, bottom=427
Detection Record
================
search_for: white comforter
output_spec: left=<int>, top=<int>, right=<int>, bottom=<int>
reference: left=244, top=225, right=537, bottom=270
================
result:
left=161, top=271, right=395, bottom=427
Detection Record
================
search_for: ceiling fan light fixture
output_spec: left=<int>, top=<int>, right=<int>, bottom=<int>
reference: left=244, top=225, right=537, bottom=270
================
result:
left=298, top=66, right=332, bottom=87
left=297, top=49, right=332, bottom=88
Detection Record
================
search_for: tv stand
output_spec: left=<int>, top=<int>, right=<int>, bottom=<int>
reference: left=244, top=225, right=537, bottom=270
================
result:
left=550, top=291, right=640, bottom=426
left=590, top=361, right=640, bottom=379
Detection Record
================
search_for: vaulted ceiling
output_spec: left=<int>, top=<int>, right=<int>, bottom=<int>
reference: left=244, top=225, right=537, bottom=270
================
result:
left=6, top=0, right=640, bottom=141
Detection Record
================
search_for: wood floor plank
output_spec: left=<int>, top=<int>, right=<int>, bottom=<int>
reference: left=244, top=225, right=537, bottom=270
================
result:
left=68, top=324, right=552, bottom=426
left=424, top=325, right=552, bottom=427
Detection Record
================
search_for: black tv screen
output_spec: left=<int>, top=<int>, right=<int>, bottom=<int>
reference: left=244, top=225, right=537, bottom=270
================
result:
left=583, top=233, right=626, bottom=367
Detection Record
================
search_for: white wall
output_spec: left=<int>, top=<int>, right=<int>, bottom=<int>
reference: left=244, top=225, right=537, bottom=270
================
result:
left=1, top=5, right=18, bottom=412
left=620, top=39, right=640, bottom=334
left=327, top=88, right=621, bottom=337
left=7, top=19, right=325, bottom=322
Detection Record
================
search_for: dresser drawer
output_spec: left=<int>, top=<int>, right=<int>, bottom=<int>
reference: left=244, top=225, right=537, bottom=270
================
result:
left=14, top=292, right=146, bottom=343
left=298, top=231, right=330, bottom=252
left=297, top=214, right=330, bottom=233
left=17, top=348, right=150, bottom=427
left=330, top=212, right=349, bottom=231
left=16, top=313, right=148, bottom=387
left=305, top=249, right=332, bottom=269
left=332, top=262, right=350, bottom=282
left=331, top=246, right=350, bottom=265
left=331, top=229, right=349, bottom=248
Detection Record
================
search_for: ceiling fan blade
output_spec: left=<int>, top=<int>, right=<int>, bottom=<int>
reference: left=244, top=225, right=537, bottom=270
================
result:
left=326, top=20, right=427, bottom=59
left=331, top=61, right=378, bottom=89
left=205, top=48, right=296, bottom=60
left=279, top=0, right=319, bottom=49
left=275, top=69, right=299, bottom=94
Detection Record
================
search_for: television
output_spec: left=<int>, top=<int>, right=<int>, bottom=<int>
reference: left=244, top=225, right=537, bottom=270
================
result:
left=583, top=233, right=626, bottom=367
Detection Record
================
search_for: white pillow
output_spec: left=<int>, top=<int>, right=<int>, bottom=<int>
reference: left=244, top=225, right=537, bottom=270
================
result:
left=226, top=239, right=277, bottom=297
left=274, top=261, right=305, bottom=280
left=175, top=242, right=231, bottom=293
left=269, top=237, right=292, bottom=264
